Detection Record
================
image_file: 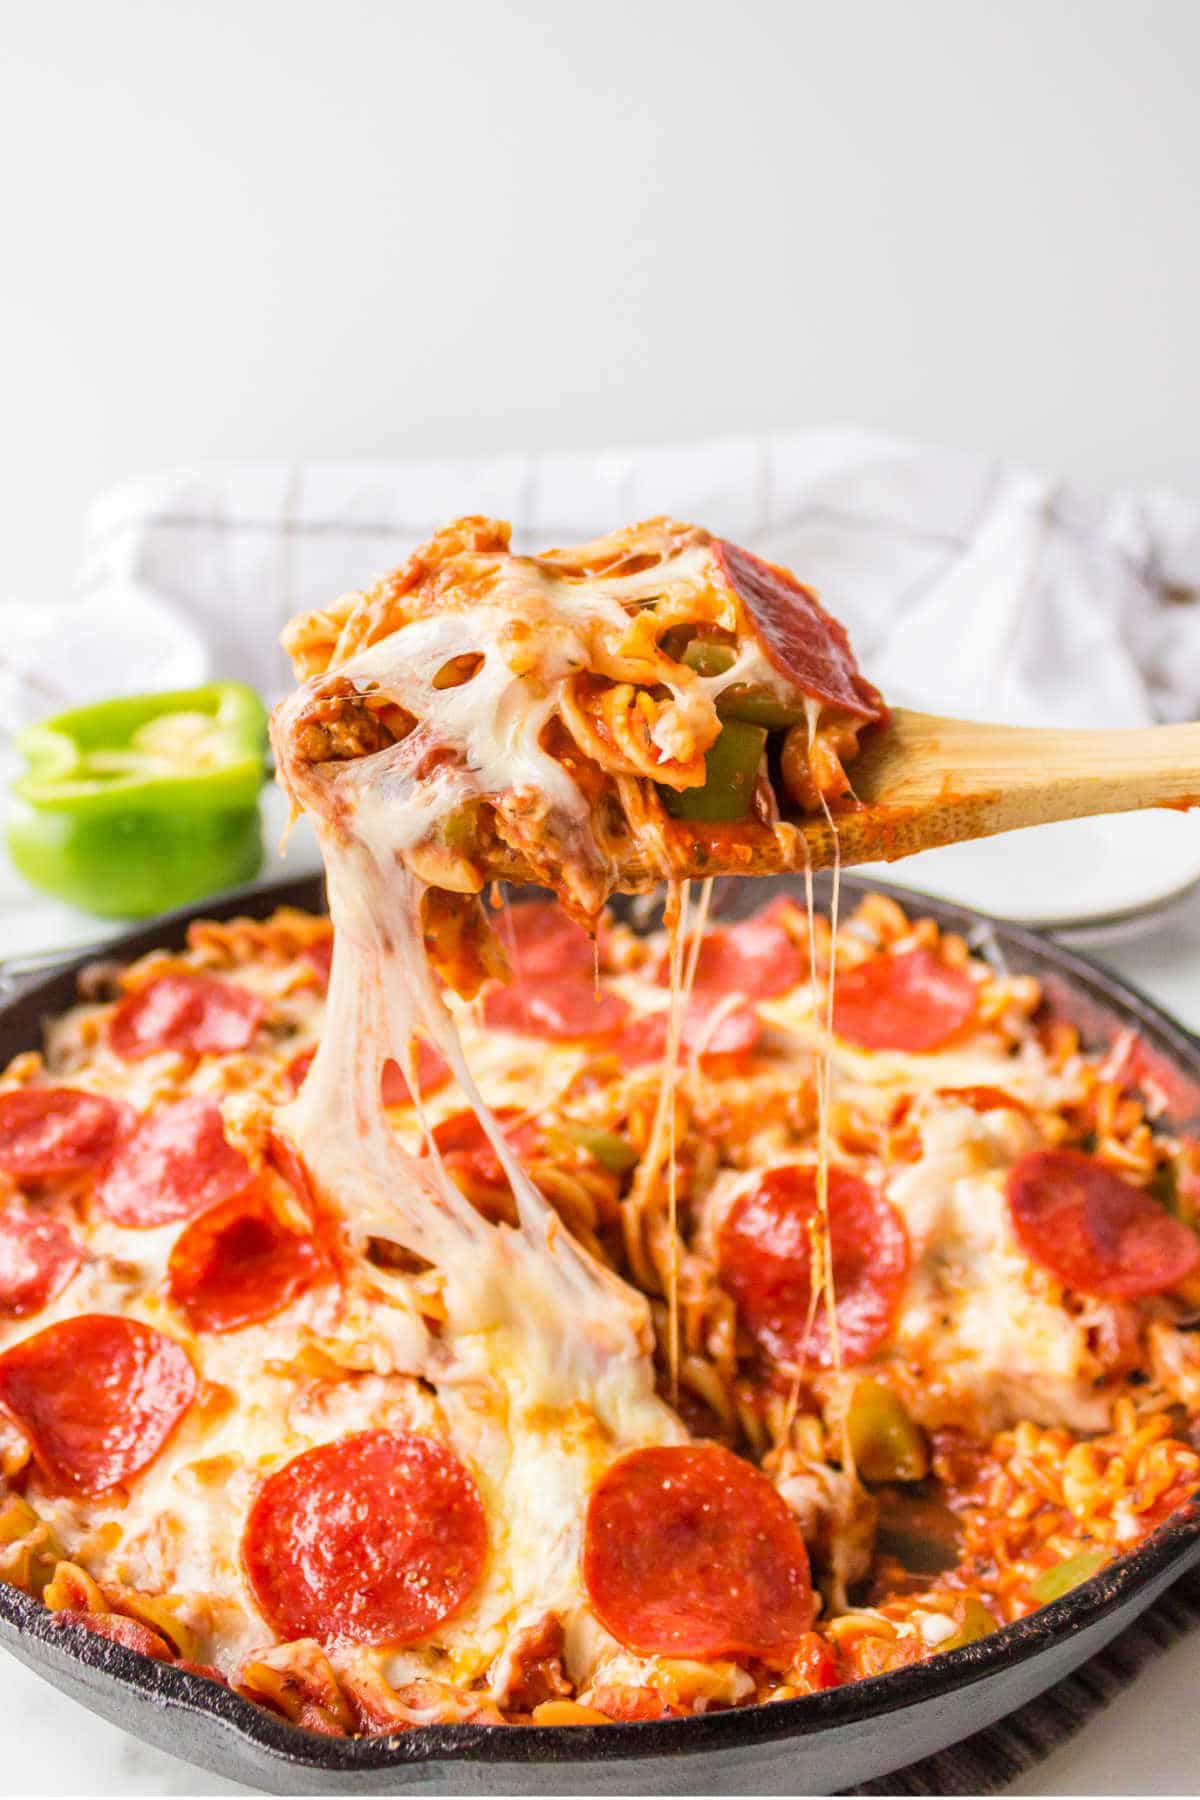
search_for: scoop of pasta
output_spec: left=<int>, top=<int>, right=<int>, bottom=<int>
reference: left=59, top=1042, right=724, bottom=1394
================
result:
left=273, top=516, right=884, bottom=969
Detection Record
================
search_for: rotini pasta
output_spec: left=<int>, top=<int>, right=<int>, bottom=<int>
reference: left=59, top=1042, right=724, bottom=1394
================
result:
left=0, top=888, right=1195, bottom=1732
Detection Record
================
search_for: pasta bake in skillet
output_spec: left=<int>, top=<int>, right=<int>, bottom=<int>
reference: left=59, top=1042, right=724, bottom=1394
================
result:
left=0, top=872, right=1195, bottom=1792
left=0, top=521, right=1196, bottom=1766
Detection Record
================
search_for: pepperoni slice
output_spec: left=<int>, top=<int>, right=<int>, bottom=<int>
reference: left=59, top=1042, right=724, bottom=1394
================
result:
left=655, top=903, right=804, bottom=1000
left=582, top=1442, right=813, bottom=1663
left=284, top=1046, right=316, bottom=1095
left=0, top=1315, right=195, bottom=1494
left=583, top=1685, right=686, bottom=1720
left=483, top=974, right=629, bottom=1040
left=0, top=1202, right=81, bottom=1317
left=937, top=1085, right=1030, bottom=1116
left=93, top=1098, right=253, bottom=1229
left=1006, top=1149, right=1200, bottom=1298
left=0, top=1088, right=132, bottom=1182
left=790, top=1632, right=842, bottom=1693
left=832, top=949, right=977, bottom=1052
left=286, top=1043, right=451, bottom=1105
left=713, top=538, right=885, bottom=723
left=425, top=1108, right=542, bottom=1219
left=381, top=1043, right=451, bottom=1107
left=430, top=1106, right=523, bottom=1170
left=242, top=1429, right=487, bottom=1646
left=616, top=996, right=761, bottom=1066
left=718, top=1165, right=910, bottom=1367
left=166, top=1176, right=329, bottom=1334
left=301, top=936, right=334, bottom=989
left=497, top=901, right=598, bottom=979
left=175, top=1661, right=228, bottom=1686
left=109, top=974, right=265, bottom=1061
left=49, top=1610, right=173, bottom=1660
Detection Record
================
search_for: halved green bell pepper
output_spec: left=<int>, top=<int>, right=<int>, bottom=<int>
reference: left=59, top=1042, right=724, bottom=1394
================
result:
left=7, top=683, right=269, bottom=919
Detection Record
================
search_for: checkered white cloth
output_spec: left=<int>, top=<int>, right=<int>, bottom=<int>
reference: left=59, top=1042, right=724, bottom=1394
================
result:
left=6, top=428, right=1200, bottom=734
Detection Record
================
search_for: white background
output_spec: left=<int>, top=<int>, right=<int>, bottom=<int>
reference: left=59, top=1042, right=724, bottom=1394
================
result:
left=3, top=0, right=1200, bottom=608
left=2, top=0, right=1200, bottom=1791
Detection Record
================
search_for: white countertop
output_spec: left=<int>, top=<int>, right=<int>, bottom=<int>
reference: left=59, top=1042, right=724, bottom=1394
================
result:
left=0, top=876, right=1199, bottom=1794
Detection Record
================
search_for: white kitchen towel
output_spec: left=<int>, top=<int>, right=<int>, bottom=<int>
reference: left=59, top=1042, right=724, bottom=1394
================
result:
left=3, top=428, right=1199, bottom=736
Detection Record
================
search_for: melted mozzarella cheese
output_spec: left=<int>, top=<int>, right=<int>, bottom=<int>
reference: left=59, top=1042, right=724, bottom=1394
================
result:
left=887, top=1104, right=1109, bottom=1433
left=2, top=533, right=1126, bottom=1698
left=275, top=534, right=799, bottom=913
left=759, top=981, right=1075, bottom=1115
left=267, top=643, right=689, bottom=1688
left=761, top=958, right=1088, bottom=1432
left=691, top=974, right=1102, bottom=1435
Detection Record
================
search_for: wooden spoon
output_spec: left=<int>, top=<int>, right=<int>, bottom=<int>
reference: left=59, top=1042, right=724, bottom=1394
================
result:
left=392, top=710, right=1200, bottom=899
left=793, top=710, right=1200, bottom=872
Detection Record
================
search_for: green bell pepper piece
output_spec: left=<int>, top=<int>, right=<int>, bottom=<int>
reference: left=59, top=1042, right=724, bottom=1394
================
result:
left=659, top=719, right=768, bottom=823
left=681, top=638, right=737, bottom=678
left=1030, top=1548, right=1108, bottom=1605
left=717, top=686, right=808, bottom=730
left=679, top=637, right=807, bottom=730
left=557, top=1122, right=639, bottom=1175
left=7, top=683, right=269, bottom=919
left=939, top=1596, right=998, bottom=1652
left=1147, top=1157, right=1184, bottom=1219
left=846, top=1378, right=930, bottom=1484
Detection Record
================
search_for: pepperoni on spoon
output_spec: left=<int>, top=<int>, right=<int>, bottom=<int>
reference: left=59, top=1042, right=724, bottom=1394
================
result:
left=0, top=1088, right=132, bottom=1181
left=93, top=1098, right=253, bottom=1228
left=0, top=1315, right=195, bottom=1494
left=109, top=974, right=265, bottom=1060
left=582, top=1442, right=813, bottom=1663
left=713, top=538, right=885, bottom=722
left=831, top=949, right=977, bottom=1052
left=242, top=1429, right=487, bottom=1645
left=483, top=974, right=629, bottom=1039
left=718, top=1165, right=910, bottom=1367
left=1007, top=1148, right=1200, bottom=1298
left=0, top=1203, right=82, bottom=1316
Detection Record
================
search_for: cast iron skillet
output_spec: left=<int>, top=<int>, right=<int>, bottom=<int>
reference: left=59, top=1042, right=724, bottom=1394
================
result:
left=0, top=870, right=1198, bottom=1796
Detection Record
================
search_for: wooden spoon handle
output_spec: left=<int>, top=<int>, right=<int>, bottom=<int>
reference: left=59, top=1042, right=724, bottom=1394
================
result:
left=483, top=711, right=1200, bottom=891
left=798, top=711, right=1200, bottom=870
